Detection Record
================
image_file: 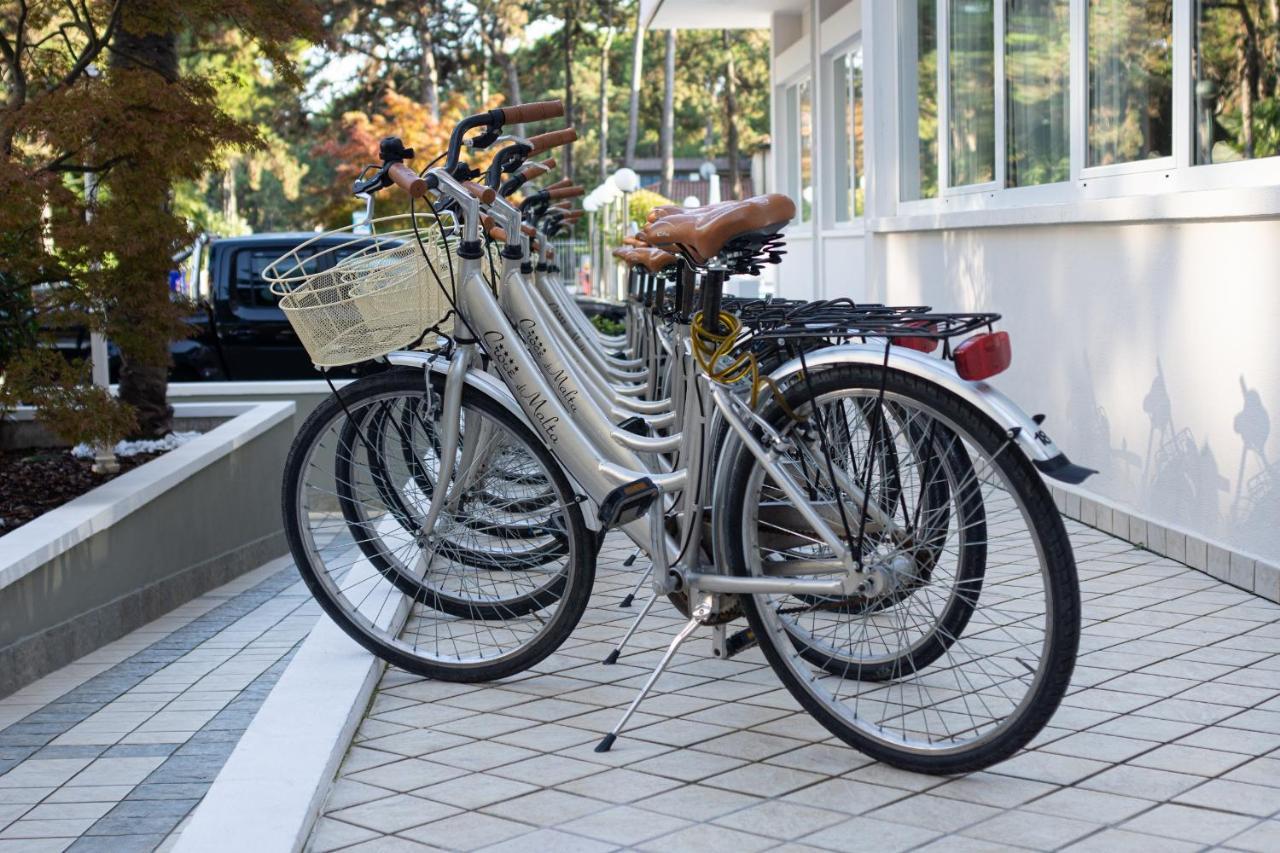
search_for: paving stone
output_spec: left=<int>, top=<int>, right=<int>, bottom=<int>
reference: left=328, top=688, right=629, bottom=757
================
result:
left=412, top=773, right=537, bottom=810
left=308, top=817, right=379, bottom=852
left=1120, top=802, right=1257, bottom=844
left=397, top=811, right=528, bottom=851
left=480, top=789, right=607, bottom=827
left=1172, top=778, right=1280, bottom=817
left=962, top=809, right=1102, bottom=851
left=799, top=816, right=941, bottom=853
left=329, top=793, right=459, bottom=834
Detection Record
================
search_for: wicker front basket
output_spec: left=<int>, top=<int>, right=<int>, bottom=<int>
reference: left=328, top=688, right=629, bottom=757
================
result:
left=264, top=213, right=457, bottom=367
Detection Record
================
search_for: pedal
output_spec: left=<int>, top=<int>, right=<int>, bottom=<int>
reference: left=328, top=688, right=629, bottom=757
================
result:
left=618, top=416, right=648, bottom=436
left=711, top=626, right=757, bottom=660
left=598, top=478, right=658, bottom=530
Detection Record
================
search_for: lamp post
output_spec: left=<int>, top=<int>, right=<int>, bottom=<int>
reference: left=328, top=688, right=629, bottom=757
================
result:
left=583, top=192, right=600, bottom=297
left=611, top=168, right=639, bottom=301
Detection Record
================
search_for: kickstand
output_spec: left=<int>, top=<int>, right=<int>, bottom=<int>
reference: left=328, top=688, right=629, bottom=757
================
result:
left=603, top=592, right=657, bottom=665
left=619, top=561, right=653, bottom=608
left=595, top=595, right=711, bottom=753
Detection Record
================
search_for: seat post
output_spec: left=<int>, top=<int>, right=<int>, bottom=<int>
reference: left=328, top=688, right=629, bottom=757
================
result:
left=677, top=263, right=697, bottom=322
left=699, top=269, right=726, bottom=334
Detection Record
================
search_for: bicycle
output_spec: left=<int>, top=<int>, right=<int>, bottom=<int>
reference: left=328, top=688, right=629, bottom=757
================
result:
left=271, top=98, right=1094, bottom=774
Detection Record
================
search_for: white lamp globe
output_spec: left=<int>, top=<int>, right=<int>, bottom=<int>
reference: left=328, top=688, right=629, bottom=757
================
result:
left=598, top=182, right=621, bottom=203
left=612, top=167, right=639, bottom=193
left=682, top=195, right=701, bottom=208
left=583, top=196, right=599, bottom=213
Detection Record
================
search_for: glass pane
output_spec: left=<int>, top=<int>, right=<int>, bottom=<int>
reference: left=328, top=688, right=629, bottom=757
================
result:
left=233, top=249, right=317, bottom=307
left=1194, top=0, right=1280, bottom=164
left=832, top=47, right=865, bottom=220
left=833, top=53, right=853, bottom=221
left=784, top=84, right=799, bottom=207
left=1006, top=0, right=1070, bottom=186
left=852, top=47, right=864, bottom=214
left=1087, top=0, right=1173, bottom=166
left=900, top=0, right=939, bottom=200
left=799, top=79, right=814, bottom=222
left=949, top=0, right=996, bottom=186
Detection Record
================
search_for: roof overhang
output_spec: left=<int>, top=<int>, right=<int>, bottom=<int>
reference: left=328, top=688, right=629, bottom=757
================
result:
left=640, top=0, right=805, bottom=30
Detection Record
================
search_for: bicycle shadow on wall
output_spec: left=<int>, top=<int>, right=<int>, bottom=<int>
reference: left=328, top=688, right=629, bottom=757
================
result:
left=1230, top=375, right=1277, bottom=551
left=1065, top=350, right=1143, bottom=499
left=1142, top=359, right=1230, bottom=537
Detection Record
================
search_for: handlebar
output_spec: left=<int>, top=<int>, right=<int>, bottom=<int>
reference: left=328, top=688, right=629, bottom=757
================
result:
left=387, top=163, right=428, bottom=197
left=498, top=99, right=565, bottom=125
left=527, top=128, right=578, bottom=156
left=547, top=185, right=584, bottom=200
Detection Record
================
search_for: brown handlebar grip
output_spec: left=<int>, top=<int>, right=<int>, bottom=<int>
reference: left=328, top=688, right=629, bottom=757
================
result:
left=547, top=186, right=585, bottom=200
left=521, top=158, right=556, bottom=179
left=544, top=178, right=572, bottom=192
left=527, top=127, right=578, bottom=156
left=462, top=181, right=497, bottom=204
left=388, top=163, right=427, bottom=198
left=562, top=211, right=584, bottom=221
left=487, top=224, right=510, bottom=242
left=500, top=99, right=565, bottom=125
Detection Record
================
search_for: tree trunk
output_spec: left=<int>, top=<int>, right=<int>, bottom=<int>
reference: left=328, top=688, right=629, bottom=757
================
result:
left=661, top=29, right=675, bottom=199
left=502, top=54, right=524, bottom=135
left=110, top=26, right=175, bottom=438
left=722, top=31, right=742, bottom=199
left=598, top=16, right=615, bottom=182
left=563, top=3, right=577, bottom=180
left=624, top=14, right=644, bottom=166
left=222, top=157, right=238, bottom=228
left=419, top=7, right=440, bottom=121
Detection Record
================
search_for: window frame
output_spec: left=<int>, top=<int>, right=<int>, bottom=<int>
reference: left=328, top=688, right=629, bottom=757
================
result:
left=892, top=0, right=1280, bottom=218
left=778, top=73, right=815, bottom=231
left=827, top=35, right=867, bottom=226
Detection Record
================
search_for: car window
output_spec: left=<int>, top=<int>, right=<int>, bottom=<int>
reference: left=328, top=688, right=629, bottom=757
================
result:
left=232, top=247, right=319, bottom=307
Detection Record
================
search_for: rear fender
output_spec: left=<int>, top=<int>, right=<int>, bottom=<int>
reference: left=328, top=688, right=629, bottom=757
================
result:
left=766, top=344, right=1094, bottom=484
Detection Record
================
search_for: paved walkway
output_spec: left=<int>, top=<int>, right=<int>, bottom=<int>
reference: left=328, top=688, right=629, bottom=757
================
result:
left=0, top=558, right=318, bottom=852
left=309, top=520, right=1280, bottom=853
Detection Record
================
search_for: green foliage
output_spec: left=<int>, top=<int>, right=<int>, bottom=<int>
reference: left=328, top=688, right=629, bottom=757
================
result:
left=0, top=0, right=323, bottom=441
left=627, top=188, right=673, bottom=228
left=591, top=313, right=624, bottom=336
left=0, top=348, right=137, bottom=447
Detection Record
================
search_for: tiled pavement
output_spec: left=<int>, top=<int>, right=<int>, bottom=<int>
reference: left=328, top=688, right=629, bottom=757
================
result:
left=0, top=558, right=319, bottom=852
left=309, top=520, right=1280, bottom=853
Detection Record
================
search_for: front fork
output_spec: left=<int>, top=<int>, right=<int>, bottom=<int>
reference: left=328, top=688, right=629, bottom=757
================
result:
left=417, top=345, right=476, bottom=539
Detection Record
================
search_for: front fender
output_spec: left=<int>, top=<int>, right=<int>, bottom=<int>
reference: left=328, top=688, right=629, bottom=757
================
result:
left=383, top=349, right=605, bottom=528
left=767, top=344, right=1093, bottom=484
left=384, top=350, right=530, bottom=430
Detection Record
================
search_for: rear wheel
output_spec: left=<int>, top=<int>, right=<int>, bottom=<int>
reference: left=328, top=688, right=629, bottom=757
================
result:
left=718, top=365, right=1079, bottom=774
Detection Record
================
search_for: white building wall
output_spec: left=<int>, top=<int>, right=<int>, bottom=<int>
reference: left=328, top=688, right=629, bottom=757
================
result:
left=870, top=220, right=1280, bottom=567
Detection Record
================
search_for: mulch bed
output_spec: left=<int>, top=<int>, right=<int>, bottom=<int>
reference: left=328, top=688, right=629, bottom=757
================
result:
left=0, top=447, right=163, bottom=537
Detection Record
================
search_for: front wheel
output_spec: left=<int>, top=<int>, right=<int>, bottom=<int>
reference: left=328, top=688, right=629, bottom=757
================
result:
left=717, top=364, right=1079, bottom=774
left=282, top=368, right=594, bottom=682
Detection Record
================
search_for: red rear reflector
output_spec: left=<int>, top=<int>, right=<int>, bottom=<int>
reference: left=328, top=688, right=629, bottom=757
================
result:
left=954, top=331, right=1012, bottom=381
left=892, top=321, right=939, bottom=353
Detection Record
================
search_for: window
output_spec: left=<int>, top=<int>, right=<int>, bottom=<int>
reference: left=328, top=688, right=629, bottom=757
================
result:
left=1193, top=0, right=1280, bottom=164
left=1006, top=0, right=1070, bottom=186
left=233, top=248, right=316, bottom=307
left=899, top=0, right=1280, bottom=211
left=950, top=0, right=997, bottom=186
left=798, top=79, right=814, bottom=222
left=900, top=0, right=940, bottom=200
left=1087, top=0, right=1173, bottom=166
left=833, top=44, right=865, bottom=219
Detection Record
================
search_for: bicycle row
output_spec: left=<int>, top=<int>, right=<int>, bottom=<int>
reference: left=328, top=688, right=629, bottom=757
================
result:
left=266, top=98, right=1094, bottom=775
